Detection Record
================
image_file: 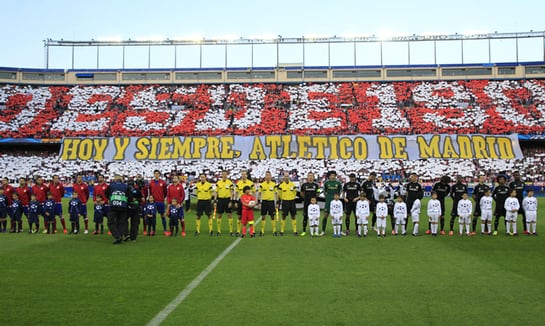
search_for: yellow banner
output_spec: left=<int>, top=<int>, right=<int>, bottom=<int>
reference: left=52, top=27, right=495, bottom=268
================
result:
left=59, top=134, right=523, bottom=161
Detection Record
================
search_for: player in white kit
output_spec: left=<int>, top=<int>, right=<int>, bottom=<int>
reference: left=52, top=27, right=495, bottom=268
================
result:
left=355, top=193, right=370, bottom=237
left=329, top=193, right=344, bottom=238
left=457, top=193, right=473, bottom=236
left=427, top=192, right=441, bottom=236
left=522, top=189, right=538, bottom=235
left=375, top=194, right=388, bottom=237
left=410, top=197, right=421, bottom=236
left=307, top=197, right=321, bottom=237
left=393, top=195, right=407, bottom=236
left=479, top=189, right=494, bottom=235
left=504, top=189, right=520, bottom=236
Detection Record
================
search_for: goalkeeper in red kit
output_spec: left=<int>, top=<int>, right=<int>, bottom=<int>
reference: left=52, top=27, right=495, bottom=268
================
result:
left=240, top=186, right=256, bottom=238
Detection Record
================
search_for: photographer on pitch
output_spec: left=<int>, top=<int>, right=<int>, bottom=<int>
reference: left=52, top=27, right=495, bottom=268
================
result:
left=107, top=174, right=132, bottom=245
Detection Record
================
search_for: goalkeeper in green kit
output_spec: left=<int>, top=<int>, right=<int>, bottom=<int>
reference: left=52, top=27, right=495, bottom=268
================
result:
left=320, top=171, right=342, bottom=236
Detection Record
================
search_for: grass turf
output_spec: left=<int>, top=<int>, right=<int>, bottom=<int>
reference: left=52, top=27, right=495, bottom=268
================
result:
left=1, top=197, right=544, bottom=326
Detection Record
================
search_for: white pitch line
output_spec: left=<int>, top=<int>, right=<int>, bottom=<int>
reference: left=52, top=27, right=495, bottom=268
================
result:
left=147, top=217, right=262, bottom=326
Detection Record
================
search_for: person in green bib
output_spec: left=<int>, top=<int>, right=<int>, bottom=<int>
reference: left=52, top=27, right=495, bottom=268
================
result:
left=321, top=171, right=342, bottom=236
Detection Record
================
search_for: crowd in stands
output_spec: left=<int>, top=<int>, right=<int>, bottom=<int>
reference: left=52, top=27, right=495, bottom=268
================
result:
left=2, top=79, right=545, bottom=187
left=1, top=80, right=545, bottom=138
left=1, top=146, right=544, bottom=185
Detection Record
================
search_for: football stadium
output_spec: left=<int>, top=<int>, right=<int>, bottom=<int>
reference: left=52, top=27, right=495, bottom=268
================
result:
left=2, top=3, right=545, bottom=325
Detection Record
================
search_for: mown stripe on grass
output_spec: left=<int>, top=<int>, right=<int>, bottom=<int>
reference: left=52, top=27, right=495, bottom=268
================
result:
left=147, top=217, right=262, bottom=326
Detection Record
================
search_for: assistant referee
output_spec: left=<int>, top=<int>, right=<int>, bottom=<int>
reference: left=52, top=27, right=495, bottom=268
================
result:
left=257, top=171, right=278, bottom=236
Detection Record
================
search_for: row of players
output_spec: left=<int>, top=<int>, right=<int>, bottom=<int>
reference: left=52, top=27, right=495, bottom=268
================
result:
left=0, top=169, right=539, bottom=238
left=299, top=188, right=537, bottom=238
left=3, top=180, right=538, bottom=238
left=254, top=170, right=538, bottom=237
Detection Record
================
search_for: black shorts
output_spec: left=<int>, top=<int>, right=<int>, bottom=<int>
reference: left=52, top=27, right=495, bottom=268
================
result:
left=451, top=200, right=459, bottom=217
left=281, top=200, right=296, bottom=218
left=473, top=203, right=482, bottom=217
left=302, top=201, right=310, bottom=218
left=494, top=208, right=506, bottom=218
left=369, top=201, right=376, bottom=215
left=236, top=199, right=242, bottom=216
left=43, top=212, right=55, bottom=222
left=28, top=215, right=39, bottom=223
left=197, top=200, right=212, bottom=217
left=260, top=200, right=275, bottom=217
left=387, top=203, right=394, bottom=217
left=345, top=201, right=357, bottom=215
left=216, top=198, right=232, bottom=214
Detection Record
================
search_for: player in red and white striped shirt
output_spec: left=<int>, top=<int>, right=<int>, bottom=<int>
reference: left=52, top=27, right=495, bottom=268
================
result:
left=148, top=170, right=168, bottom=235
left=72, top=175, right=90, bottom=234
left=32, top=176, right=49, bottom=233
left=49, top=175, right=67, bottom=233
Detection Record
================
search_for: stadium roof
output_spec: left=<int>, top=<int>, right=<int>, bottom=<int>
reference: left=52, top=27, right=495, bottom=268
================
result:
left=43, top=30, right=545, bottom=70
left=44, top=30, right=545, bottom=46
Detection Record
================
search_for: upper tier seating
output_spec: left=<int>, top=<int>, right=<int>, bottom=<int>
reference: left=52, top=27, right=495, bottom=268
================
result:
left=1, top=79, right=545, bottom=138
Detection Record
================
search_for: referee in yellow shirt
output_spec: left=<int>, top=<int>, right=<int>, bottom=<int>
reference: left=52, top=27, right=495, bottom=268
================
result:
left=214, top=170, right=235, bottom=236
left=257, top=171, right=278, bottom=236
left=195, top=173, right=215, bottom=236
left=235, top=170, right=255, bottom=237
left=277, top=172, right=298, bottom=236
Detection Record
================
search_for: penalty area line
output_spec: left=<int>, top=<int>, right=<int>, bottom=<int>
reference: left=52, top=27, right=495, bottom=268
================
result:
left=147, top=217, right=262, bottom=326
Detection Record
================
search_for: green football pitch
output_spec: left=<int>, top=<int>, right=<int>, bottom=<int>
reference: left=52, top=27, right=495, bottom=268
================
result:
left=1, top=197, right=544, bottom=326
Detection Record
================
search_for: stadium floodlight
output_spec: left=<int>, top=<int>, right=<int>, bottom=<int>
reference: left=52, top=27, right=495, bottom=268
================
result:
left=422, top=32, right=448, bottom=38
left=173, top=34, right=198, bottom=41
left=339, top=32, right=358, bottom=39
left=133, top=35, right=167, bottom=42
left=171, top=36, right=186, bottom=42
left=338, top=32, right=373, bottom=42
left=304, top=34, right=330, bottom=42
left=185, top=34, right=205, bottom=43
left=149, top=35, right=167, bottom=42
left=96, top=36, right=123, bottom=43
left=463, top=29, right=490, bottom=37
left=249, top=34, right=278, bottom=42
left=377, top=30, right=398, bottom=41
left=221, top=34, right=239, bottom=42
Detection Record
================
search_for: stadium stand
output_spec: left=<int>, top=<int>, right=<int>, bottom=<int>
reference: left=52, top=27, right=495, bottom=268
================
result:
left=1, top=80, right=545, bottom=138
left=1, top=78, right=545, bottom=190
left=1, top=146, right=544, bottom=184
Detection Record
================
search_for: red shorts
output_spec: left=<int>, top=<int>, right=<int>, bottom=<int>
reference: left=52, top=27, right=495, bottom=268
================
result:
left=241, top=210, right=254, bottom=225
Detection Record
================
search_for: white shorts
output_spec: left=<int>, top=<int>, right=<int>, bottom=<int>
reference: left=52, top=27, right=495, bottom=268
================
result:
left=525, top=211, right=537, bottom=223
left=356, top=215, right=369, bottom=225
left=411, top=213, right=420, bottom=223
left=332, top=215, right=342, bottom=225
left=376, top=217, right=387, bottom=228
left=459, top=215, right=471, bottom=224
left=428, top=214, right=439, bottom=223
left=394, top=215, right=405, bottom=224
left=506, top=212, right=518, bottom=222
left=309, top=217, right=320, bottom=227
left=480, top=210, right=493, bottom=222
